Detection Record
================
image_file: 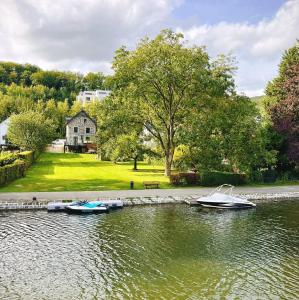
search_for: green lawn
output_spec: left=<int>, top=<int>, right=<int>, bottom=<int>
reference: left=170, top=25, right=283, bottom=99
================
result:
left=0, top=153, right=171, bottom=192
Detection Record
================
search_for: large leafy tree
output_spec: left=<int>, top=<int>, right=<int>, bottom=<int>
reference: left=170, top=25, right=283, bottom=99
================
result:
left=105, top=132, right=153, bottom=170
left=266, top=41, right=299, bottom=166
left=7, top=111, right=56, bottom=151
left=176, top=95, right=276, bottom=173
left=111, top=29, right=234, bottom=175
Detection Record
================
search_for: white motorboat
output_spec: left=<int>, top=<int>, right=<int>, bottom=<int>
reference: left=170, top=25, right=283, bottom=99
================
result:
left=196, top=184, right=256, bottom=209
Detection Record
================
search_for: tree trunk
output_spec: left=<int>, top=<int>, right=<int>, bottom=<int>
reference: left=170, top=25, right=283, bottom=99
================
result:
left=164, top=152, right=173, bottom=176
left=133, top=156, right=138, bottom=170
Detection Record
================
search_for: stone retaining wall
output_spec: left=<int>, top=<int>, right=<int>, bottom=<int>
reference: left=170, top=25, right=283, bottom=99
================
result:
left=0, top=192, right=299, bottom=210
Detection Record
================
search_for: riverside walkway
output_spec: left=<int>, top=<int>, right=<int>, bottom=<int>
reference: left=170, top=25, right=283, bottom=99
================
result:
left=0, top=185, right=299, bottom=203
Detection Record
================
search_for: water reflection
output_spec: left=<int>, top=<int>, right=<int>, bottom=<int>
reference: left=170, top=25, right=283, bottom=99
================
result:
left=0, top=202, right=298, bottom=299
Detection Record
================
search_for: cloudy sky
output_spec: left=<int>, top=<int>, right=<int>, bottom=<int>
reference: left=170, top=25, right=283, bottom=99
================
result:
left=0, top=0, right=298, bottom=96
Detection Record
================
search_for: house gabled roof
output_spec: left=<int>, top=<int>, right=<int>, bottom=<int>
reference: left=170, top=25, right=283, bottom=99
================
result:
left=65, top=110, right=96, bottom=126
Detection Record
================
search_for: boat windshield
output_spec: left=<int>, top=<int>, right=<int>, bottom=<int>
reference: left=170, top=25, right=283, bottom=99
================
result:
left=209, top=184, right=234, bottom=196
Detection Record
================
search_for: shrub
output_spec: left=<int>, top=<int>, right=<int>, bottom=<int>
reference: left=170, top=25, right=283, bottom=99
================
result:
left=179, top=172, right=199, bottom=185
left=0, top=153, right=18, bottom=167
left=0, top=160, right=26, bottom=185
left=169, top=172, right=199, bottom=186
left=249, top=170, right=264, bottom=183
left=201, top=170, right=247, bottom=186
left=18, top=151, right=35, bottom=167
left=169, top=173, right=182, bottom=186
left=17, top=150, right=39, bottom=168
left=261, top=169, right=277, bottom=183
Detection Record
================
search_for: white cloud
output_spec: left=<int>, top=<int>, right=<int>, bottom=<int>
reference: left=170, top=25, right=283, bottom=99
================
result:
left=0, top=0, right=298, bottom=96
left=178, top=0, right=299, bottom=96
left=0, top=0, right=179, bottom=71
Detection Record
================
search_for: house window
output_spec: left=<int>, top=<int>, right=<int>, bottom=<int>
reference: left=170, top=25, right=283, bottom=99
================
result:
left=86, top=127, right=90, bottom=134
left=74, top=127, right=78, bottom=133
left=84, top=118, right=87, bottom=123
left=85, top=137, right=90, bottom=142
left=86, top=97, right=91, bottom=101
left=73, top=137, right=78, bottom=145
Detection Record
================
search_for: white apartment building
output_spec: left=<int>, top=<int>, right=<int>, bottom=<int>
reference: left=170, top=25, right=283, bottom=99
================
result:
left=76, top=90, right=111, bottom=106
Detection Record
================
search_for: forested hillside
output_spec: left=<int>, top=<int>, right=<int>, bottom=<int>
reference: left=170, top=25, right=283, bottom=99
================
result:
left=0, top=61, right=109, bottom=122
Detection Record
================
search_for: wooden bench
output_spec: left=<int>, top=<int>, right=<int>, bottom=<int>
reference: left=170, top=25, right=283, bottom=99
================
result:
left=143, top=181, right=160, bottom=189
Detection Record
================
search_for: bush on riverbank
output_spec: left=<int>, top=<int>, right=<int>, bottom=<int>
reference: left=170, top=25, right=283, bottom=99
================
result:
left=18, top=151, right=39, bottom=167
left=0, top=150, right=39, bottom=186
left=170, top=172, right=199, bottom=186
left=0, top=153, right=18, bottom=167
left=0, top=159, right=26, bottom=185
left=170, top=170, right=246, bottom=186
left=200, top=171, right=247, bottom=186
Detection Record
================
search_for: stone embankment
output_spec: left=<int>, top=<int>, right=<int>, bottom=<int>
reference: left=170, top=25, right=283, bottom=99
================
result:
left=0, top=191, right=299, bottom=210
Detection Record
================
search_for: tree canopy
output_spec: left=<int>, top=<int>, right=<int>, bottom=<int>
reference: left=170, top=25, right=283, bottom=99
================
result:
left=7, top=111, right=56, bottom=151
left=266, top=41, right=299, bottom=166
left=110, top=29, right=236, bottom=175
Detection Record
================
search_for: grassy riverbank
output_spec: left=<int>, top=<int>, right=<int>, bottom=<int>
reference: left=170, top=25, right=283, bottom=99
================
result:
left=0, top=153, right=170, bottom=192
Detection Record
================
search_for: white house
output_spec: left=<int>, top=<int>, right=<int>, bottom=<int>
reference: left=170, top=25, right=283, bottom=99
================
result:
left=0, top=117, right=10, bottom=145
left=76, top=90, right=111, bottom=106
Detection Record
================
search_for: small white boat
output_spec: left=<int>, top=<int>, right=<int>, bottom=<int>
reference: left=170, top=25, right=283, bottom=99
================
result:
left=196, top=184, right=256, bottom=209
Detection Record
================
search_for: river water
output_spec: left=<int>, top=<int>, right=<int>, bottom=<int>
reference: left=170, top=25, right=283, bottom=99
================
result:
left=0, top=202, right=298, bottom=300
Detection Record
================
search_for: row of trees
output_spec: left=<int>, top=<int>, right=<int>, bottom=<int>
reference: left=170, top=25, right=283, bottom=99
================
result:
left=0, top=61, right=111, bottom=109
left=1, top=30, right=298, bottom=180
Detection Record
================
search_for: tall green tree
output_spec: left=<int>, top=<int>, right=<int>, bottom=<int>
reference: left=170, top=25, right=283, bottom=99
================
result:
left=7, top=111, right=56, bottom=151
left=266, top=41, right=299, bottom=167
left=176, top=95, right=276, bottom=173
left=111, top=29, right=234, bottom=175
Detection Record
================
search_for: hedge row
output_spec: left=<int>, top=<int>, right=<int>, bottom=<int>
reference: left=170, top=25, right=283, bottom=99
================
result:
left=170, top=172, right=199, bottom=186
left=0, top=150, right=39, bottom=186
left=0, top=153, right=18, bottom=167
left=200, top=171, right=247, bottom=186
left=17, top=151, right=38, bottom=167
left=169, top=170, right=247, bottom=186
left=0, top=160, right=26, bottom=185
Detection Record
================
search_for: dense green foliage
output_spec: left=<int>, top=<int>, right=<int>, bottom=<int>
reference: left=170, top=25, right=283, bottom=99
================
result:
left=175, top=95, right=276, bottom=174
left=0, top=160, right=26, bottom=186
left=169, top=172, right=199, bottom=186
left=1, top=33, right=298, bottom=187
left=18, top=151, right=39, bottom=167
left=0, top=62, right=109, bottom=138
left=200, top=171, right=247, bottom=186
left=107, top=30, right=237, bottom=175
left=0, top=152, right=18, bottom=166
left=265, top=41, right=299, bottom=173
left=7, top=111, right=56, bottom=151
left=0, top=150, right=37, bottom=186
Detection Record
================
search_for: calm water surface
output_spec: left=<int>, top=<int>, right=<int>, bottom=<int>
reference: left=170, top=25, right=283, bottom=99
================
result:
left=0, top=202, right=298, bottom=300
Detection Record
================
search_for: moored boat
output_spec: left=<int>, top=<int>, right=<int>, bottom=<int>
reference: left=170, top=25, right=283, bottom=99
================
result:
left=65, top=201, right=109, bottom=213
left=196, top=184, right=256, bottom=209
left=47, top=199, right=123, bottom=212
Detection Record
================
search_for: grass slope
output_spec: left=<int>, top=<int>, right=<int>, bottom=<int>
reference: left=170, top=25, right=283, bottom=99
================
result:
left=0, top=153, right=170, bottom=192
